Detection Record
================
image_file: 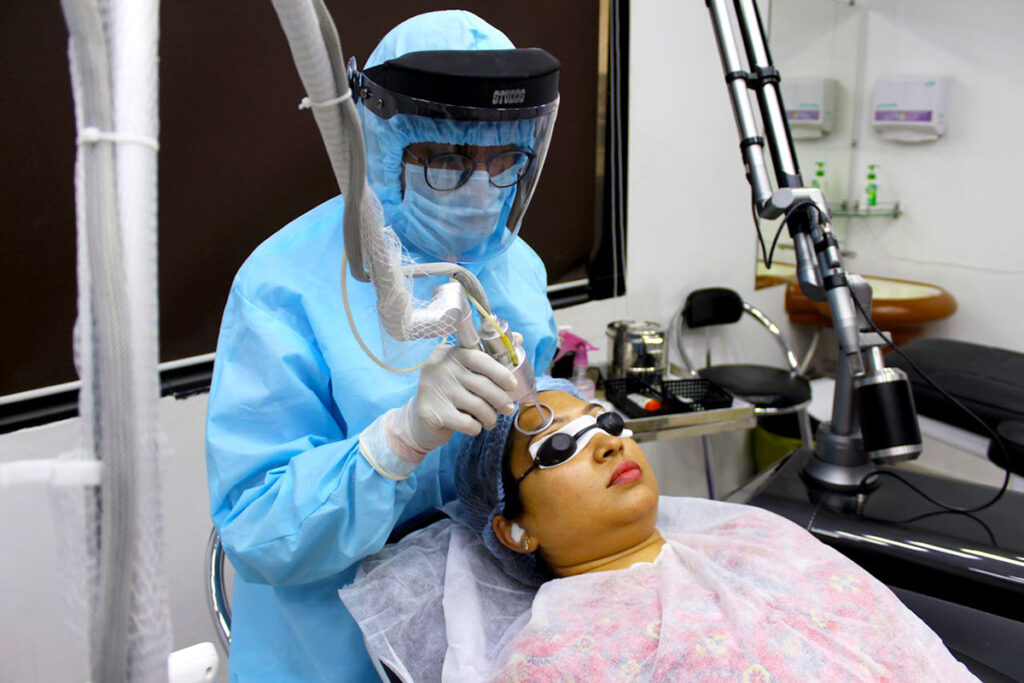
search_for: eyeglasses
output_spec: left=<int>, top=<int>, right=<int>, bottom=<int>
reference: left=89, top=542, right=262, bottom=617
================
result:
left=516, top=412, right=631, bottom=485
left=403, top=147, right=535, bottom=192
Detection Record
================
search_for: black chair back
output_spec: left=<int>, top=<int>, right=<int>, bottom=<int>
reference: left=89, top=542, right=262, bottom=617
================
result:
left=684, top=288, right=744, bottom=328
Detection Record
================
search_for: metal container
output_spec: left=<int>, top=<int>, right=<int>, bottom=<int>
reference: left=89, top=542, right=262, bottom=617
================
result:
left=605, top=320, right=667, bottom=379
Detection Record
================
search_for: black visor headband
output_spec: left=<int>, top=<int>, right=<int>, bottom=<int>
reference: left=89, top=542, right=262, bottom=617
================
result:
left=355, top=48, right=560, bottom=121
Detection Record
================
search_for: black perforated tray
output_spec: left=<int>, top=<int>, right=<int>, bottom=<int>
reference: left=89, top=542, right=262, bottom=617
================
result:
left=605, top=375, right=733, bottom=419
left=661, top=378, right=733, bottom=411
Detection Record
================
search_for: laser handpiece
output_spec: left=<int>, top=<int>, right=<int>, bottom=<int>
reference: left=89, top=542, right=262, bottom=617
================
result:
left=453, top=295, right=554, bottom=435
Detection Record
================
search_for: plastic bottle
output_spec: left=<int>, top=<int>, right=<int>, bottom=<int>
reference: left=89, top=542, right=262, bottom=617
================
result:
left=626, top=392, right=662, bottom=412
left=554, top=330, right=599, bottom=399
left=810, top=161, right=826, bottom=193
left=861, top=164, right=880, bottom=210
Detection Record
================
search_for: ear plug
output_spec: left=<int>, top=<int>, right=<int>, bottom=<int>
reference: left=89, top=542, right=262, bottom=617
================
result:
left=510, top=523, right=525, bottom=544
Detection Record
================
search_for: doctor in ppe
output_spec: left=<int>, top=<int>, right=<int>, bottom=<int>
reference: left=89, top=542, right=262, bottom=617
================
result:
left=205, top=10, right=560, bottom=681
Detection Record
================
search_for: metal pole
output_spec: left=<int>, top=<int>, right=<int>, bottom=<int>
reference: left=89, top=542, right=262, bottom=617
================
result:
left=706, top=0, right=774, bottom=208
left=733, top=0, right=802, bottom=187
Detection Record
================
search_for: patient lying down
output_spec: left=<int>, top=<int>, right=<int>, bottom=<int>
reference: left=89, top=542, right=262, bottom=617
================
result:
left=340, top=379, right=976, bottom=682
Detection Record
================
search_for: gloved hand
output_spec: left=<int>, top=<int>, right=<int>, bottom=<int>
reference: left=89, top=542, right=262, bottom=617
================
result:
left=359, top=340, right=525, bottom=480
left=392, top=344, right=518, bottom=457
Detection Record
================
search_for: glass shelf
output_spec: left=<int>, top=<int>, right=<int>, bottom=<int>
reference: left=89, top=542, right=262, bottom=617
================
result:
left=772, top=243, right=857, bottom=258
left=832, top=201, right=902, bottom=218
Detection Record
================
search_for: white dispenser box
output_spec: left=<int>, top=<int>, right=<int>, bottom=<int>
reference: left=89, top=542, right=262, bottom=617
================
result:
left=871, top=76, right=949, bottom=142
left=782, top=77, right=837, bottom=139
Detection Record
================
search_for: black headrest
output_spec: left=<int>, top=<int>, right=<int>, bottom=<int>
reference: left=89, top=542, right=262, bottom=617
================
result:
left=683, top=288, right=744, bottom=328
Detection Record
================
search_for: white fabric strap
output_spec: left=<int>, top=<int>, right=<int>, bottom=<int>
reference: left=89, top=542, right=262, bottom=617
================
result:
left=298, top=90, right=353, bottom=110
left=76, top=125, right=160, bottom=152
left=0, top=457, right=102, bottom=488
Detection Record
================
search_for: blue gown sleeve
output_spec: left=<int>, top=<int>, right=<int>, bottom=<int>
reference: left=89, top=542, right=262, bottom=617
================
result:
left=205, top=287, right=419, bottom=587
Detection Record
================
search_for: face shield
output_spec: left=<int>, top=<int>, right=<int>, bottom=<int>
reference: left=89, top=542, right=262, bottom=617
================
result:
left=353, top=48, right=559, bottom=263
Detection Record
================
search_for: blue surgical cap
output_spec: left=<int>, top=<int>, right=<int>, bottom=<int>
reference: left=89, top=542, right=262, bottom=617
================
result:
left=451, top=376, right=580, bottom=586
left=358, top=11, right=537, bottom=262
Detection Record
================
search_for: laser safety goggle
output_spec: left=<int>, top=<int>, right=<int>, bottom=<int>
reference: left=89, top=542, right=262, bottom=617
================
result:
left=517, top=412, right=633, bottom=485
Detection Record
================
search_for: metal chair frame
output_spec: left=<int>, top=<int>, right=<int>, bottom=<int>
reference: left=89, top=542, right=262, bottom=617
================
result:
left=679, top=301, right=810, bottom=412
left=680, top=302, right=796, bottom=383
left=205, top=528, right=231, bottom=653
left=676, top=298, right=814, bottom=498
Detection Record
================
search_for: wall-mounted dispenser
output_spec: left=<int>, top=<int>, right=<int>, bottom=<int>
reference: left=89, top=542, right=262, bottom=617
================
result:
left=871, top=76, right=949, bottom=143
left=781, top=77, right=837, bottom=139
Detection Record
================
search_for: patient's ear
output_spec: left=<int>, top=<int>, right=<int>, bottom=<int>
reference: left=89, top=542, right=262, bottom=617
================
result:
left=492, top=515, right=537, bottom=554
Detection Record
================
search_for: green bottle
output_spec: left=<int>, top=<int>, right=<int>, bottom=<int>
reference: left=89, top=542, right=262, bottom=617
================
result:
left=864, top=164, right=879, bottom=208
left=810, top=161, right=826, bottom=192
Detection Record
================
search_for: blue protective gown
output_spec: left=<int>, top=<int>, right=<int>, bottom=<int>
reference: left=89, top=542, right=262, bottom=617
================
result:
left=206, top=13, right=558, bottom=678
left=206, top=195, right=556, bottom=680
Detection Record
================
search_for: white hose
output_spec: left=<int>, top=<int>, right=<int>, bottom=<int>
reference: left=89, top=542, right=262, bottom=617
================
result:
left=269, top=0, right=352, bottom=196
left=62, top=1, right=137, bottom=678
left=109, top=0, right=172, bottom=679
left=60, top=0, right=170, bottom=679
left=270, top=0, right=493, bottom=348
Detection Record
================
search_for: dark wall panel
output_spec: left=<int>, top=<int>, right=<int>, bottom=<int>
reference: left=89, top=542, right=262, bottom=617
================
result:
left=1, top=2, right=603, bottom=396
left=1, top=3, right=77, bottom=395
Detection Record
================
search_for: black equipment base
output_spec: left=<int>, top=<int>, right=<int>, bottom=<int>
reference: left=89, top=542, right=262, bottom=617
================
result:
left=730, top=448, right=1024, bottom=682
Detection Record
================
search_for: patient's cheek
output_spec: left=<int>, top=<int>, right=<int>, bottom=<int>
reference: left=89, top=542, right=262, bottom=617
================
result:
left=539, top=467, right=590, bottom=502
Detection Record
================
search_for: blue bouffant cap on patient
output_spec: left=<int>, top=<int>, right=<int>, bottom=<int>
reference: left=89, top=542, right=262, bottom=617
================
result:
left=452, top=375, right=579, bottom=586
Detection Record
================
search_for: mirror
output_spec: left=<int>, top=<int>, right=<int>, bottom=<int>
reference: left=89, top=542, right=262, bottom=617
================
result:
left=755, top=0, right=866, bottom=288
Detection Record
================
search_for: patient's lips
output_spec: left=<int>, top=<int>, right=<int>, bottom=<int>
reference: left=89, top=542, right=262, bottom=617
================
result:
left=608, top=460, right=643, bottom=487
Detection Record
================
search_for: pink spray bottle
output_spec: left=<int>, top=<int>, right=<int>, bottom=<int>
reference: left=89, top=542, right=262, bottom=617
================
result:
left=555, top=330, right=599, bottom=399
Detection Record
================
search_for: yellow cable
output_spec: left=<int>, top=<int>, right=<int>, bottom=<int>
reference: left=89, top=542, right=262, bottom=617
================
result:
left=466, top=293, right=518, bottom=366
left=341, top=253, right=424, bottom=374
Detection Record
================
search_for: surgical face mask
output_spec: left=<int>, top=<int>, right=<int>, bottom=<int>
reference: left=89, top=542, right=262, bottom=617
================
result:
left=398, top=165, right=516, bottom=262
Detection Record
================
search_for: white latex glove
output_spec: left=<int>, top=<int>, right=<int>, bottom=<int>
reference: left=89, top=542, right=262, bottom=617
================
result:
left=359, top=340, right=526, bottom=480
left=393, top=344, right=518, bottom=456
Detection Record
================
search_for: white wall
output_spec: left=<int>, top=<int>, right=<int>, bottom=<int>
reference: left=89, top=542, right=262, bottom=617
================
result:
left=0, top=416, right=86, bottom=679
left=557, top=0, right=756, bottom=348
left=736, top=0, right=1024, bottom=356
left=0, top=395, right=224, bottom=681
left=819, top=0, right=1024, bottom=352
